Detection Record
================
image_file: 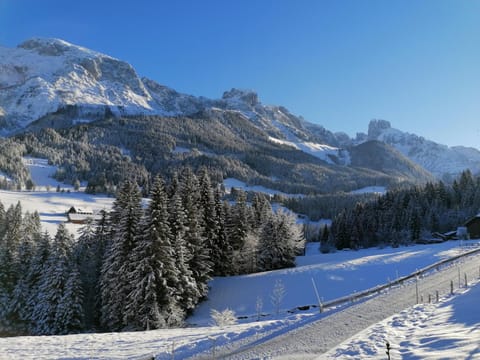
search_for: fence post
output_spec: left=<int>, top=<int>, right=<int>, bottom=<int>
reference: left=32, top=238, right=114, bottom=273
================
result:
left=458, top=267, right=461, bottom=288
left=171, top=341, right=176, bottom=360
left=464, top=273, right=468, bottom=287
left=311, top=277, right=323, bottom=313
left=436, top=290, right=439, bottom=302
left=415, top=276, right=419, bottom=304
left=428, top=294, right=431, bottom=303
left=450, top=280, right=454, bottom=295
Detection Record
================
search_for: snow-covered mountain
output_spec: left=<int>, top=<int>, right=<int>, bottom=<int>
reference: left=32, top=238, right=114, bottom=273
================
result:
left=0, top=38, right=476, bottom=180
left=0, top=38, right=349, bottom=165
left=359, top=120, right=480, bottom=178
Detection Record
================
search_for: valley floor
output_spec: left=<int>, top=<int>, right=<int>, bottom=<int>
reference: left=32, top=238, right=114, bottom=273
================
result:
left=1, top=242, right=479, bottom=360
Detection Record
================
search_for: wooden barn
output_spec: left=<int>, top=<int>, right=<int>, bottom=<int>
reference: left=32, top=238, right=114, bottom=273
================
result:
left=67, top=206, right=100, bottom=224
left=464, top=214, right=480, bottom=239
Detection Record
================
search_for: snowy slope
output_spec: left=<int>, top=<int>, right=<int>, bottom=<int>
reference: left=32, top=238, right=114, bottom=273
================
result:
left=1, top=38, right=477, bottom=178
left=1, top=241, right=479, bottom=359
left=0, top=38, right=159, bottom=129
left=0, top=39, right=349, bottom=165
left=321, top=278, right=480, bottom=359
left=0, top=157, right=114, bottom=236
left=362, top=119, right=480, bottom=177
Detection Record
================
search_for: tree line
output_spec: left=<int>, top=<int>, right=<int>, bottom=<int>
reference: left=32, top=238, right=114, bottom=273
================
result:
left=0, top=169, right=304, bottom=335
left=328, top=170, right=480, bottom=251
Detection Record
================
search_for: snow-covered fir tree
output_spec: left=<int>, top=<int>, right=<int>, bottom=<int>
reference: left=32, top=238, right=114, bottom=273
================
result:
left=9, top=212, right=42, bottom=332
left=227, top=189, right=250, bottom=252
left=100, top=180, right=143, bottom=331
left=74, top=217, right=105, bottom=330
left=31, top=224, right=79, bottom=335
left=258, top=210, right=305, bottom=271
left=211, top=188, right=232, bottom=276
left=180, top=169, right=212, bottom=300
left=168, top=180, right=200, bottom=313
left=0, top=202, right=24, bottom=330
left=124, top=176, right=183, bottom=330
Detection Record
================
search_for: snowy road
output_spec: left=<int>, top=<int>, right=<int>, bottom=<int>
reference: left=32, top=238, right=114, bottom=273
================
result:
left=198, top=251, right=480, bottom=360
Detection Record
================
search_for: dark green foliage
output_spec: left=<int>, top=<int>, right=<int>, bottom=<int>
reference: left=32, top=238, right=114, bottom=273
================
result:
left=9, top=109, right=430, bottom=198
left=0, top=168, right=308, bottom=335
left=100, top=180, right=143, bottom=331
left=331, top=170, right=480, bottom=249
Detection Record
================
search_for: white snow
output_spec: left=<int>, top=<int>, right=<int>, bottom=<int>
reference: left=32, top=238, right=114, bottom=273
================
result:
left=268, top=136, right=350, bottom=165
left=321, top=278, right=480, bottom=359
left=189, top=241, right=480, bottom=325
left=1, top=239, right=479, bottom=359
left=22, top=157, right=69, bottom=191
left=0, top=39, right=157, bottom=127
left=223, top=177, right=304, bottom=198
left=0, top=190, right=113, bottom=237
left=172, top=146, right=191, bottom=154
left=1, top=156, right=479, bottom=358
left=349, top=186, right=387, bottom=195
left=366, top=121, right=480, bottom=177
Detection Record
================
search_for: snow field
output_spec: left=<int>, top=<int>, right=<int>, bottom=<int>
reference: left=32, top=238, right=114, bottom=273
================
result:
left=1, top=157, right=479, bottom=359
left=1, top=241, right=479, bottom=359
left=214, top=251, right=480, bottom=359
left=321, top=273, right=480, bottom=359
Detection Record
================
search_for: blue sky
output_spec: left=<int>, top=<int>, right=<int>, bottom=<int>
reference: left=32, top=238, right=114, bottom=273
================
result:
left=1, top=0, right=479, bottom=148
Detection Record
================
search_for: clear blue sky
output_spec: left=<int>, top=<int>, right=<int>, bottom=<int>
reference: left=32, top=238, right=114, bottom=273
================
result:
left=1, top=0, right=479, bottom=148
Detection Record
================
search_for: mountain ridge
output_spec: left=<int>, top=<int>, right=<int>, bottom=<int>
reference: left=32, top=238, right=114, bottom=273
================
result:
left=0, top=37, right=477, bottom=188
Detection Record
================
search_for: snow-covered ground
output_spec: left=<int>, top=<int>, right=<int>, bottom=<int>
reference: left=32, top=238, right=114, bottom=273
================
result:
left=0, top=157, right=114, bottom=236
left=349, top=186, right=386, bottom=195
left=223, top=177, right=303, bottom=198
left=1, top=157, right=479, bottom=359
left=1, top=241, right=479, bottom=359
left=189, top=241, right=480, bottom=325
left=22, top=157, right=75, bottom=192
left=321, top=278, right=480, bottom=359
left=0, top=189, right=114, bottom=237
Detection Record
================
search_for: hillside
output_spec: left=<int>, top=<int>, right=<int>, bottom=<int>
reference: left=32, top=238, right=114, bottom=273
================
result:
left=0, top=38, right=442, bottom=195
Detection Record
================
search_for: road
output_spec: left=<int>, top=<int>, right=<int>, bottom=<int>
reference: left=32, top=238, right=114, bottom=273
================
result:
left=197, top=251, right=480, bottom=360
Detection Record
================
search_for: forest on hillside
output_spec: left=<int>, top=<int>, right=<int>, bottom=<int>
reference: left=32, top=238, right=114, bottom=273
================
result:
left=327, top=170, right=480, bottom=251
left=0, top=112, right=419, bottom=196
left=0, top=169, right=304, bottom=336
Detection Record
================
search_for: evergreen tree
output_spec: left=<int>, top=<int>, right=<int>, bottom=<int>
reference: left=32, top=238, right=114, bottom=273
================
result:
left=258, top=210, right=305, bottom=271
left=211, top=189, right=233, bottom=276
left=198, top=169, right=218, bottom=263
left=125, top=176, right=182, bottom=330
left=100, top=180, right=143, bottom=331
left=55, top=264, right=84, bottom=334
left=8, top=212, right=42, bottom=332
left=180, top=169, right=212, bottom=299
left=168, top=187, right=200, bottom=313
left=24, top=232, right=51, bottom=334
left=227, top=189, right=250, bottom=251
left=74, top=218, right=105, bottom=330
left=31, top=224, right=77, bottom=335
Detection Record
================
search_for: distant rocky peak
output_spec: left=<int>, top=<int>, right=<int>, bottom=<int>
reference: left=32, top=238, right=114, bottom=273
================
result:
left=19, top=38, right=81, bottom=56
left=368, top=119, right=391, bottom=139
left=222, top=88, right=259, bottom=107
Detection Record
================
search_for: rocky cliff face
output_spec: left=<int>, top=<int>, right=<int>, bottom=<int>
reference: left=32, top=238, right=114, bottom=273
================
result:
left=360, top=119, right=480, bottom=178
left=1, top=38, right=478, bottom=180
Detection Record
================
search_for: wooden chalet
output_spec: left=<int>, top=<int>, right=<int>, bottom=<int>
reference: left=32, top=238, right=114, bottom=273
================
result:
left=67, top=206, right=101, bottom=224
left=464, top=214, right=480, bottom=239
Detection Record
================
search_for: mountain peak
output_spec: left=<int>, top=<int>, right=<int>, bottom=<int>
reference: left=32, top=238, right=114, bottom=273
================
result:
left=17, top=37, right=95, bottom=57
left=368, top=119, right=391, bottom=139
left=222, top=88, right=259, bottom=107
